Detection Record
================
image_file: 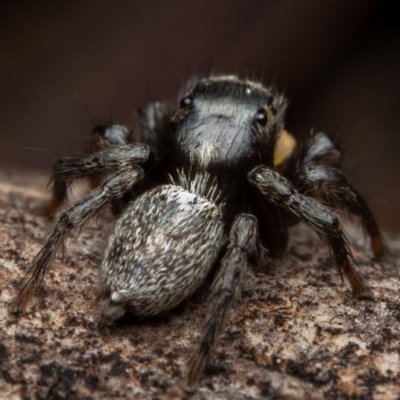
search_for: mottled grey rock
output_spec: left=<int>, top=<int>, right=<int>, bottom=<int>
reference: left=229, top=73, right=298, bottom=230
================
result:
left=1, top=169, right=400, bottom=399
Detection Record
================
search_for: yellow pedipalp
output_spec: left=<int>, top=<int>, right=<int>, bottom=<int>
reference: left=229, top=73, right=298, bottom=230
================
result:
left=274, top=130, right=296, bottom=167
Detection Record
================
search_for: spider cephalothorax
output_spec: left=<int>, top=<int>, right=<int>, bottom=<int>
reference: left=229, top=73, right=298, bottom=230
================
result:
left=10, top=75, right=384, bottom=393
left=163, top=77, right=287, bottom=227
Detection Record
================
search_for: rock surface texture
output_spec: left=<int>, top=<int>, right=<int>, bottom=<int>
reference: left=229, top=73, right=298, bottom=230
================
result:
left=1, top=169, right=400, bottom=400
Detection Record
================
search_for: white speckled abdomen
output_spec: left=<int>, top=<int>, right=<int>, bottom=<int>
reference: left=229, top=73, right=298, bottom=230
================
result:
left=100, top=185, right=226, bottom=319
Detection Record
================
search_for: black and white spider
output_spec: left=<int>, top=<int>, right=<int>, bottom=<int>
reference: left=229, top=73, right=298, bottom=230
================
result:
left=10, top=75, right=384, bottom=393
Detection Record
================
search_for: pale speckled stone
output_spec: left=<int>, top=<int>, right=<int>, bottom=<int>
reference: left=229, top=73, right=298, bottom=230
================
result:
left=1, top=169, right=400, bottom=400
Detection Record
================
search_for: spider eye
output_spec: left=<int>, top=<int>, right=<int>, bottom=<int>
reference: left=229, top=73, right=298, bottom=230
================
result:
left=255, top=109, right=268, bottom=126
left=180, top=96, right=193, bottom=108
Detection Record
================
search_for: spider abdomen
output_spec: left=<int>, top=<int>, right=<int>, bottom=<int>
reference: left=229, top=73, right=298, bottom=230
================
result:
left=100, top=185, right=226, bottom=321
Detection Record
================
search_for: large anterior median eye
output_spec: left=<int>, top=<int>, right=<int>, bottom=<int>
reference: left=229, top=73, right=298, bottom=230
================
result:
left=255, top=108, right=268, bottom=126
left=180, top=96, right=193, bottom=108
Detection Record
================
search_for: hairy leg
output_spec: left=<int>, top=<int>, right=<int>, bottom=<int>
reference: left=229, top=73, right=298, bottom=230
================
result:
left=137, top=101, right=169, bottom=156
left=45, top=142, right=148, bottom=216
left=248, top=166, right=371, bottom=298
left=295, top=164, right=384, bottom=257
left=10, top=165, right=145, bottom=313
left=183, top=214, right=258, bottom=393
left=84, top=124, right=131, bottom=190
left=46, top=124, right=131, bottom=216
left=294, top=132, right=384, bottom=257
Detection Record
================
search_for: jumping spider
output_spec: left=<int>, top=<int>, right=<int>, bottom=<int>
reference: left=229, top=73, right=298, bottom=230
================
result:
left=10, top=75, right=384, bottom=393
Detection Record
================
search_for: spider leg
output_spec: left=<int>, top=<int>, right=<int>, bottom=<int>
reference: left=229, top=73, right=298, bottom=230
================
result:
left=183, top=214, right=258, bottom=393
left=45, top=142, right=148, bottom=216
left=46, top=123, right=131, bottom=216
left=295, top=164, right=384, bottom=257
left=137, top=101, right=169, bottom=156
left=10, top=165, right=145, bottom=313
left=293, top=132, right=384, bottom=257
left=83, top=123, right=131, bottom=191
left=248, top=166, right=372, bottom=298
left=46, top=178, right=69, bottom=218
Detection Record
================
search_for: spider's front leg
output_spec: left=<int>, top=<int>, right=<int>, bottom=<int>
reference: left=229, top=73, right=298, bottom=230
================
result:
left=248, top=166, right=371, bottom=298
left=10, top=144, right=149, bottom=313
left=294, top=132, right=384, bottom=257
left=184, top=214, right=258, bottom=393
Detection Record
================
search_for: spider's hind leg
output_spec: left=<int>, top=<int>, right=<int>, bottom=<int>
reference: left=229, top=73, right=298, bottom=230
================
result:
left=293, top=132, right=384, bottom=258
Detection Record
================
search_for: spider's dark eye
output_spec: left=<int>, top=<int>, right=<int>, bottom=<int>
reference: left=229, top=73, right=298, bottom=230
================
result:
left=180, top=96, right=193, bottom=108
left=255, top=109, right=268, bottom=126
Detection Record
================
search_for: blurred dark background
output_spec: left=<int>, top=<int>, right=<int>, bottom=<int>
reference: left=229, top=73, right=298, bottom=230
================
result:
left=0, top=0, right=399, bottom=231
